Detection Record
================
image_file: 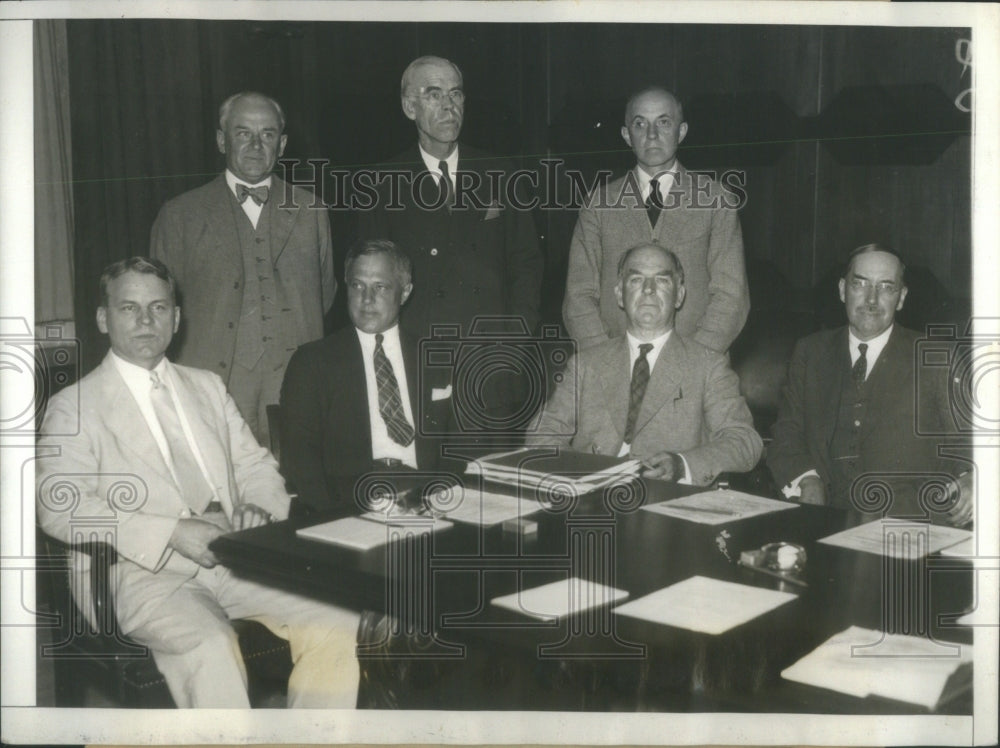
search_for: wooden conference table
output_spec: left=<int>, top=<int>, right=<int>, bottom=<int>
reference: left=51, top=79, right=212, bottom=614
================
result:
left=211, top=468, right=975, bottom=713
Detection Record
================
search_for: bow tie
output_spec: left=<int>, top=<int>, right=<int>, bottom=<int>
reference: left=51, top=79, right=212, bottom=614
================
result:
left=236, top=183, right=269, bottom=205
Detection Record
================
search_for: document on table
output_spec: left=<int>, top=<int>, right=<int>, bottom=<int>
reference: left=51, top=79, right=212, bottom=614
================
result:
left=819, top=520, right=971, bottom=558
left=490, top=576, right=629, bottom=621
left=641, top=489, right=797, bottom=525
left=613, top=575, right=797, bottom=634
left=427, top=486, right=544, bottom=526
left=296, top=515, right=453, bottom=551
left=781, top=625, right=973, bottom=709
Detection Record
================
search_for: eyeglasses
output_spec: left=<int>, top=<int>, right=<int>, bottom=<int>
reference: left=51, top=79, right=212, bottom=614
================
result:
left=847, top=277, right=901, bottom=295
left=414, top=88, right=465, bottom=106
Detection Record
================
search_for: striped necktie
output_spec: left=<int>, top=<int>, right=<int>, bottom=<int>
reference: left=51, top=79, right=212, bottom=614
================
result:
left=624, top=343, right=654, bottom=444
left=374, top=334, right=415, bottom=446
left=852, top=342, right=869, bottom=386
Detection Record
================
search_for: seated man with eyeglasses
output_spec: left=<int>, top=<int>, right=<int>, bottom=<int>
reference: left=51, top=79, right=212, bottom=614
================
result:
left=767, top=243, right=973, bottom=526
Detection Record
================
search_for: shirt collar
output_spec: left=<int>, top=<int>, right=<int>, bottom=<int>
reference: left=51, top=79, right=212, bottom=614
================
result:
left=849, top=323, right=894, bottom=363
left=225, top=169, right=272, bottom=195
left=355, top=323, right=402, bottom=351
left=626, top=329, right=672, bottom=364
left=419, top=144, right=459, bottom=177
left=634, top=165, right=678, bottom=198
left=110, top=350, right=169, bottom=389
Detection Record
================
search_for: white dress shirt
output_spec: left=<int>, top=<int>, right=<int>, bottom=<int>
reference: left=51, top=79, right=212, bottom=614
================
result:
left=782, top=324, right=896, bottom=497
left=419, top=144, right=459, bottom=187
left=110, top=352, right=218, bottom=505
left=225, top=169, right=271, bottom=229
left=355, top=325, right=418, bottom=468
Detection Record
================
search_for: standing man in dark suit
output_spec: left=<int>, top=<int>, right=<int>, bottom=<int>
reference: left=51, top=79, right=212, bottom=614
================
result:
left=151, top=92, right=336, bottom=447
left=357, top=55, right=542, bottom=339
left=768, top=244, right=973, bottom=525
left=280, top=239, right=455, bottom=517
left=529, top=244, right=761, bottom=485
left=563, top=87, right=749, bottom=353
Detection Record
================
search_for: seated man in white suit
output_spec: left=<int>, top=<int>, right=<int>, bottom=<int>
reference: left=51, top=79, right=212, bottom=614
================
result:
left=36, top=256, right=360, bottom=708
left=531, top=244, right=761, bottom=485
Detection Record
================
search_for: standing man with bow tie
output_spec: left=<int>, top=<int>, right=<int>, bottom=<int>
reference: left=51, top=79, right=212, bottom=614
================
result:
left=563, top=87, right=750, bottom=354
left=151, top=92, right=335, bottom=447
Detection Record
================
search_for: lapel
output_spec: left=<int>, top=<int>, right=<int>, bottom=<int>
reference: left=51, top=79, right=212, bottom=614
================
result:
left=654, top=163, right=699, bottom=243
left=611, top=171, right=653, bottom=239
left=594, top=337, right=632, bottom=440
left=858, top=326, right=904, bottom=447
left=267, top=175, right=299, bottom=264
left=344, top=330, right=374, bottom=460
left=168, top=364, right=230, bottom=507
left=634, top=332, right=684, bottom=436
left=97, top=355, right=177, bottom=493
left=818, top=329, right=851, bottom=451
left=202, top=175, right=244, bottom=267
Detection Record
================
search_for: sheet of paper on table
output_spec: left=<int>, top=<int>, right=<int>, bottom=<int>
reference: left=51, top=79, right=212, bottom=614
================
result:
left=819, top=520, right=971, bottom=558
left=428, top=486, right=544, bottom=526
left=296, top=515, right=453, bottom=551
left=781, top=625, right=973, bottom=709
left=641, top=489, right=798, bottom=525
left=490, top=576, right=629, bottom=621
left=613, top=575, right=797, bottom=634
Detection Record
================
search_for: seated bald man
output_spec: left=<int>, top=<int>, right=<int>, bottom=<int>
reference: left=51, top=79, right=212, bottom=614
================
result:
left=530, top=244, right=762, bottom=485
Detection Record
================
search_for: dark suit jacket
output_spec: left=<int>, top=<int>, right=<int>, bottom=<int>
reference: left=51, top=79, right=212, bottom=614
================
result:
left=527, top=332, right=762, bottom=486
left=356, top=144, right=543, bottom=338
left=279, top=326, right=457, bottom=516
left=150, top=174, right=335, bottom=382
left=768, top=325, right=963, bottom=519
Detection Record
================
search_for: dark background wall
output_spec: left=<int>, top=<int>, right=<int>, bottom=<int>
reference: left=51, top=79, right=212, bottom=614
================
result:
left=66, top=20, right=972, bottom=374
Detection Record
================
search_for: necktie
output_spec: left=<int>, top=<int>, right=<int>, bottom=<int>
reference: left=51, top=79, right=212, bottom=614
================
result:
left=645, top=178, right=661, bottom=228
left=624, top=343, right=654, bottom=445
left=149, top=371, right=213, bottom=513
left=374, top=334, right=415, bottom=446
left=236, top=183, right=270, bottom=205
left=852, top=343, right=869, bottom=386
left=437, top=160, right=453, bottom=207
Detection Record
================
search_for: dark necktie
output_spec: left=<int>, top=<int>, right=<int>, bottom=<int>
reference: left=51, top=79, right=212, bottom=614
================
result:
left=438, top=160, right=453, bottom=207
left=149, top=371, right=213, bottom=513
left=624, top=343, right=654, bottom=445
left=645, top=178, right=661, bottom=228
left=236, top=183, right=269, bottom=206
left=852, top=342, right=869, bottom=386
left=374, top=334, right=415, bottom=446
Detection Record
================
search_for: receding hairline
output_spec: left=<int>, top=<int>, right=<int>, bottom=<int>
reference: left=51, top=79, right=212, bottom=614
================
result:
left=624, top=87, right=685, bottom=124
left=400, top=56, right=464, bottom=97
left=843, top=243, right=907, bottom=282
left=218, top=92, right=286, bottom=132
left=616, top=243, right=685, bottom=281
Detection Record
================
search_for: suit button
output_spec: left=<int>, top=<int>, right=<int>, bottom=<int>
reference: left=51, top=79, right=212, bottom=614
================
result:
left=220, top=361, right=227, bottom=369
left=473, top=286, right=480, bottom=295
left=854, top=420, right=861, bottom=427
left=256, top=238, right=264, bottom=244
left=430, top=248, right=439, bottom=256
left=228, top=322, right=234, bottom=329
left=180, top=509, right=190, bottom=518
left=233, top=282, right=240, bottom=289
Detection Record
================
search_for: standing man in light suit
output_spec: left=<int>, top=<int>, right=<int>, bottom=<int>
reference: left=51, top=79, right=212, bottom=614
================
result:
left=531, top=244, right=761, bottom=485
left=151, top=92, right=336, bottom=446
left=563, top=87, right=749, bottom=353
left=37, top=257, right=360, bottom=708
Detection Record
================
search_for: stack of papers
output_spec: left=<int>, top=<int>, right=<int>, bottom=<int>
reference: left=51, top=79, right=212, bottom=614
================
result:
left=642, top=490, right=797, bottom=525
left=467, top=447, right=641, bottom=493
left=296, top=514, right=453, bottom=551
left=490, top=577, right=629, bottom=621
left=613, top=575, right=797, bottom=633
left=781, top=626, right=973, bottom=709
left=424, top=486, right=543, bottom=526
left=819, top=520, right=972, bottom=558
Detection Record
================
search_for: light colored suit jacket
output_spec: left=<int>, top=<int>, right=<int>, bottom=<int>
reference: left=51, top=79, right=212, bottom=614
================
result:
left=563, top=165, right=749, bottom=353
left=527, top=333, right=763, bottom=485
left=36, top=353, right=289, bottom=632
left=150, top=174, right=335, bottom=382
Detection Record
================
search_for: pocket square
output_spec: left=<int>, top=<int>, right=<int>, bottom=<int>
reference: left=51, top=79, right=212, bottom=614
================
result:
left=484, top=204, right=501, bottom=221
left=431, top=385, right=453, bottom=401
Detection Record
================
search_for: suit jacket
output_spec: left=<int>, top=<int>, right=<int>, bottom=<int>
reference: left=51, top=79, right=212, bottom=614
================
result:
left=527, top=332, right=762, bottom=485
left=150, top=174, right=336, bottom=383
left=356, top=144, right=543, bottom=338
left=279, top=326, right=457, bottom=516
left=767, top=325, right=962, bottom=517
left=36, top=353, right=289, bottom=633
left=563, top=165, right=749, bottom=353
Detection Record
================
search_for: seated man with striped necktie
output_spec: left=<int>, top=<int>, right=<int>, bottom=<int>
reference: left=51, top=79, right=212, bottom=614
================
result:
left=36, top=256, right=362, bottom=708
left=279, top=239, right=455, bottom=517
left=529, top=243, right=762, bottom=486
